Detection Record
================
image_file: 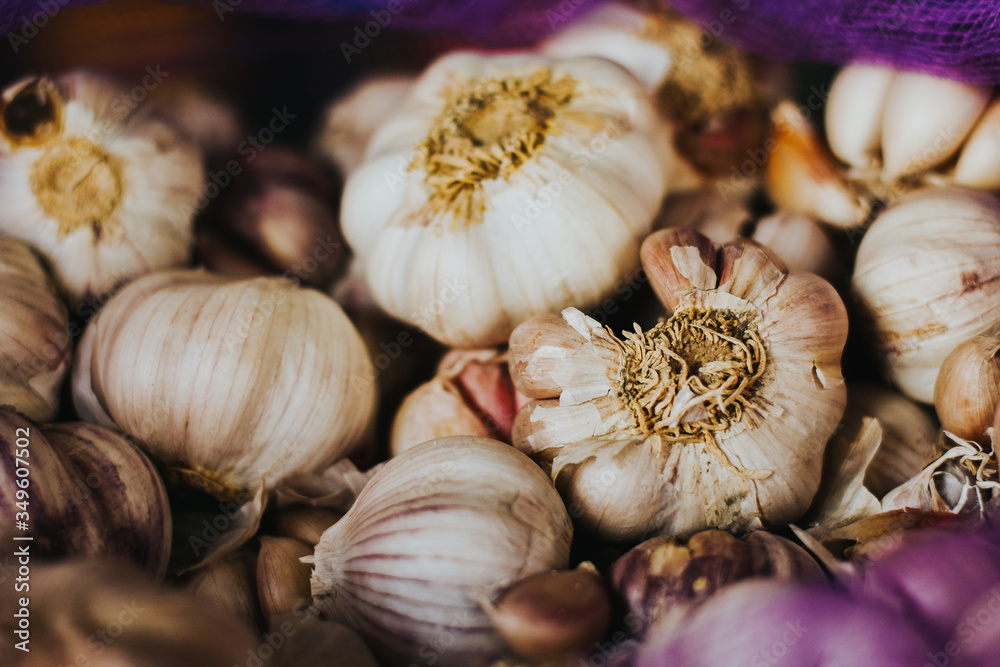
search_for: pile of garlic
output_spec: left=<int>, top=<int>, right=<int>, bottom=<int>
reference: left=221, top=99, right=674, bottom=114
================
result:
left=7, top=3, right=1000, bottom=666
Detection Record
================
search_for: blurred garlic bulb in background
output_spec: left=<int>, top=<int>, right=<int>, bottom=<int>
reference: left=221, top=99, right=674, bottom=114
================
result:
left=852, top=187, right=1000, bottom=403
left=72, top=270, right=376, bottom=565
left=510, top=229, right=848, bottom=541
left=0, top=71, right=204, bottom=305
left=0, top=237, right=69, bottom=421
left=749, top=211, right=842, bottom=281
left=309, top=436, right=572, bottom=666
left=150, top=80, right=243, bottom=160
left=390, top=348, right=527, bottom=456
left=183, top=547, right=261, bottom=631
left=934, top=335, right=1000, bottom=443
left=314, top=74, right=415, bottom=176
left=0, top=408, right=171, bottom=578
left=341, top=51, right=678, bottom=347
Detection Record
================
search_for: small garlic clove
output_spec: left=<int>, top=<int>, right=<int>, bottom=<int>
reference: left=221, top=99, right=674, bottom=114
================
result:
left=766, top=101, right=869, bottom=228
left=824, top=64, right=896, bottom=170
left=654, top=186, right=754, bottom=244
left=184, top=547, right=262, bottom=632
left=880, top=71, right=991, bottom=180
left=955, top=98, right=1000, bottom=190
left=639, top=228, right=717, bottom=312
left=484, top=562, right=610, bottom=663
left=0, top=237, right=70, bottom=422
left=933, top=335, right=1000, bottom=443
left=390, top=377, right=494, bottom=456
left=750, top=211, right=843, bottom=281
left=257, top=536, right=314, bottom=626
left=275, top=507, right=343, bottom=547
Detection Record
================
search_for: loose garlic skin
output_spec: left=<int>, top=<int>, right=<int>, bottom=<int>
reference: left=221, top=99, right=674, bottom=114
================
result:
left=510, top=229, right=848, bottom=542
left=0, top=237, right=70, bottom=421
left=309, top=436, right=572, bottom=666
left=72, top=270, right=376, bottom=503
left=0, top=71, right=204, bottom=306
left=341, top=52, right=676, bottom=347
left=852, top=187, right=1000, bottom=403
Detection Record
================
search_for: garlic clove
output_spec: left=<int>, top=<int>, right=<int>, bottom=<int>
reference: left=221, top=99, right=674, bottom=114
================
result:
left=275, top=507, right=343, bottom=547
left=933, top=335, right=1000, bottom=443
left=880, top=72, right=991, bottom=180
left=0, top=557, right=258, bottom=666
left=0, top=71, right=204, bottom=306
left=654, top=186, right=754, bottom=244
left=314, top=74, right=416, bottom=177
left=0, top=409, right=172, bottom=579
left=390, top=376, right=494, bottom=455
left=0, top=237, right=70, bottom=422
left=750, top=211, right=843, bottom=281
left=954, top=98, right=1000, bottom=189
left=639, top=228, right=717, bottom=312
left=484, top=562, right=610, bottom=663
left=257, top=536, right=313, bottom=626
left=267, top=612, right=381, bottom=667
left=184, top=547, right=262, bottom=632
left=766, top=101, right=869, bottom=228
left=309, top=436, right=572, bottom=666
left=824, top=64, right=896, bottom=170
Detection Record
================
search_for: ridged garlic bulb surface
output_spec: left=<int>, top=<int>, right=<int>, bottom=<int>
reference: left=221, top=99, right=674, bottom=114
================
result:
left=0, top=71, right=204, bottom=306
left=341, top=51, right=676, bottom=347
left=309, top=436, right=573, bottom=666
left=72, top=270, right=376, bottom=499
left=852, top=187, right=1000, bottom=403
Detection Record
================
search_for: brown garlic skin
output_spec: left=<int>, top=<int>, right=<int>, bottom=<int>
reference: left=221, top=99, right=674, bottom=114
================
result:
left=0, top=408, right=171, bottom=579
left=391, top=349, right=528, bottom=456
left=934, top=335, right=1000, bottom=443
left=275, top=507, right=343, bottom=547
left=485, top=563, right=610, bottom=663
left=0, top=557, right=257, bottom=666
left=610, top=529, right=821, bottom=635
left=257, top=536, right=313, bottom=627
left=183, top=546, right=262, bottom=632
left=196, top=147, right=344, bottom=288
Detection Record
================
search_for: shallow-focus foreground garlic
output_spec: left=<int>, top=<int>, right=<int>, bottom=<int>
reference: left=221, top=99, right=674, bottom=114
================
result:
left=72, top=270, right=376, bottom=562
left=314, top=74, right=415, bottom=176
left=0, top=71, right=204, bottom=305
left=341, top=51, right=677, bottom=347
left=852, top=187, right=1000, bottom=403
left=0, top=408, right=171, bottom=578
left=308, top=436, right=572, bottom=666
left=0, top=237, right=69, bottom=421
left=390, top=348, right=527, bottom=455
left=510, top=229, right=848, bottom=541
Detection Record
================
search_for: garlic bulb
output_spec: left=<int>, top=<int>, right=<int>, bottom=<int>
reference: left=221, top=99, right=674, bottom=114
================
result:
left=852, top=187, right=1000, bottom=403
left=72, top=270, right=376, bottom=563
left=0, top=237, right=70, bottom=421
left=0, top=408, right=171, bottom=578
left=611, top=529, right=821, bottom=635
left=390, top=348, right=526, bottom=456
left=934, top=335, right=1000, bottom=443
left=341, top=51, right=678, bottom=347
left=0, top=557, right=258, bottom=666
left=0, top=71, right=204, bottom=305
left=309, top=436, right=572, bottom=666
left=314, top=74, right=416, bottom=176
left=149, top=80, right=243, bottom=159
left=510, top=228, right=848, bottom=541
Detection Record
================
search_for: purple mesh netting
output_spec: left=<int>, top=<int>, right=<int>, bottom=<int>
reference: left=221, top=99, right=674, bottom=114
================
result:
left=670, top=0, right=1000, bottom=85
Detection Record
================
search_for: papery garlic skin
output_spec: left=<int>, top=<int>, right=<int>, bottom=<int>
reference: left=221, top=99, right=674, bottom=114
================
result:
left=309, top=436, right=572, bottom=666
left=510, top=229, right=848, bottom=541
left=0, top=71, right=204, bottom=306
left=71, top=270, right=376, bottom=500
left=342, top=52, right=676, bottom=347
left=852, top=187, right=1000, bottom=403
left=314, top=74, right=415, bottom=176
left=0, top=237, right=69, bottom=421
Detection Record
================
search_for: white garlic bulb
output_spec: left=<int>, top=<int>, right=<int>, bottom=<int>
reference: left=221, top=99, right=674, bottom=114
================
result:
left=309, top=436, right=572, bottom=666
left=510, top=229, right=848, bottom=541
left=0, top=237, right=70, bottom=421
left=0, top=71, right=204, bottom=306
left=72, top=270, right=376, bottom=561
left=852, top=187, right=1000, bottom=403
left=341, top=51, right=678, bottom=347
left=314, top=74, right=415, bottom=176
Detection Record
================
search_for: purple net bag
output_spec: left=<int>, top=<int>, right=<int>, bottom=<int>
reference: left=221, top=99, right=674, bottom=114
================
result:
left=670, top=0, right=1000, bottom=84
